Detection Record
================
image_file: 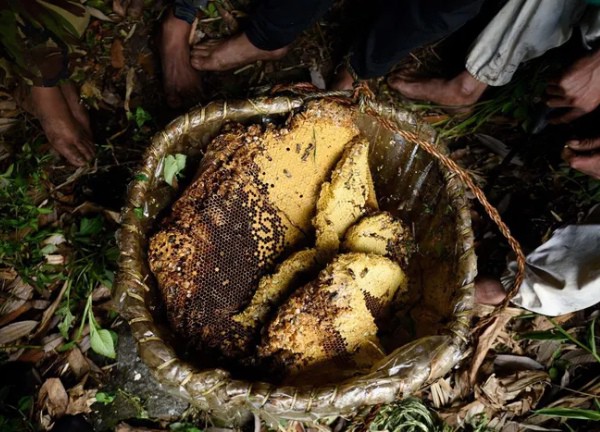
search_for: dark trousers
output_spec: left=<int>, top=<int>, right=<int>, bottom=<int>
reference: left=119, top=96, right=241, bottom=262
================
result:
left=176, top=0, right=485, bottom=78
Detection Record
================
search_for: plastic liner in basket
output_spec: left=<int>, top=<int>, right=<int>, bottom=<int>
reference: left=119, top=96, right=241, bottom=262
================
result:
left=114, top=95, right=476, bottom=425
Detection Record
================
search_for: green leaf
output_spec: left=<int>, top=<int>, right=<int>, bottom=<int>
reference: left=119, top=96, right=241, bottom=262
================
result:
left=133, top=207, right=144, bottom=220
left=134, top=107, right=152, bottom=128
left=40, top=244, right=58, bottom=255
left=518, top=330, right=569, bottom=341
left=95, top=392, right=116, bottom=405
left=163, top=154, right=187, bottom=187
left=18, top=396, right=33, bottom=413
left=534, top=407, right=600, bottom=421
left=57, top=308, right=75, bottom=339
left=79, top=217, right=103, bottom=236
left=134, top=173, right=148, bottom=182
left=89, top=326, right=117, bottom=359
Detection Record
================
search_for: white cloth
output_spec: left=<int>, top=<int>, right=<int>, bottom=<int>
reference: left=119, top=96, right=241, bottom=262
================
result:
left=503, top=224, right=600, bottom=316
left=466, top=0, right=600, bottom=86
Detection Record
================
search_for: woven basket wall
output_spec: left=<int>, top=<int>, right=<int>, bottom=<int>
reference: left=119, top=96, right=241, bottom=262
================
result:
left=114, top=94, right=476, bottom=425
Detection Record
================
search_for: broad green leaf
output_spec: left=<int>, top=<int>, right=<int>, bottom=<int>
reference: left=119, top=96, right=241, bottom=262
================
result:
left=534, top=407, right=600, bottom=421
left=89, top=325, right=117, bottom=359
left=95, top=392, right=115, bottom=405
left=134, top=107, right=152, bottom=128
left=163, top=154, right=187, bottom=187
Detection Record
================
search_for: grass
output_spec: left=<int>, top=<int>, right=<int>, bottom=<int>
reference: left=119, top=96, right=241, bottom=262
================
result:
left=0, top=137, right=119, bottom=360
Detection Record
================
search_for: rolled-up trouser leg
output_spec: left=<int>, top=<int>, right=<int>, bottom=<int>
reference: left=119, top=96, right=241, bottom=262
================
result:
left=245, top=0, right=334, bottom=51
left=0, top=0, right=89, bottom=87
left=348, top=0, right=485, bottom=79
left=581, top=5, right=600, bottom=46
left=173, top=0, right=208, bottom=24
left=466, top=0, right=590, bottom=86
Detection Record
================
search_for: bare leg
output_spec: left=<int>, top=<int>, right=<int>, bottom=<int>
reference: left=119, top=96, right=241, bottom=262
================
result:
left=190, top=33, right=288, bottom=72
left=330, top=65, right=355, bottom=91
left=30, top=86, right=95, bottom=167
left=159, top=9, right=203, bottom=108
left=388, top=70, right=488, bottom=107
left=474, top=276, right=506, bottom=306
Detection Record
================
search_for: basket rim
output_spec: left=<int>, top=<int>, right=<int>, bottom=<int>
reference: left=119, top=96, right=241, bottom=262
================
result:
left=114, top=94, right=476, bottom=422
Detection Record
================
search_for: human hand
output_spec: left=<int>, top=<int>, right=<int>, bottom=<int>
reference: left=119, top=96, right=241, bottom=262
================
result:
left=546, top=50, right=600, bottom=124
left=46, top=125, right=95, bottom=167
left=30, top=85, right=95, bottom=167
left=561, top=138, right=600, bottom=180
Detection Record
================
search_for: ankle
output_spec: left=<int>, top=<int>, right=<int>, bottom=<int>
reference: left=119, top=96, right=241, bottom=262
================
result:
left=162, top=10, right=192, bottom=44
left=454, top=71, right=486, bottom=98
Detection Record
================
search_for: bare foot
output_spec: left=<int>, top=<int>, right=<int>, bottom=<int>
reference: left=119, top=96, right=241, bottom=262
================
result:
left=60, top=81, right=92, bottom=137
left=159, top=9, right=203, bottom=108
left=545, top=49, right=600, bottom=124
left=190, top=33, right=288, bottom=72
left=330, top=65, right=355, bottom=91
left=388, top=70, right=487, bottom=107
left=562, top=137, right=600, bottom=179
left=474, top=276, right=506, bottom=306
left=30, top=86, right=95, bottom=167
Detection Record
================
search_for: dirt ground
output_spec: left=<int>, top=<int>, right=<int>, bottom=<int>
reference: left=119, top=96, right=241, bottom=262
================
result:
left=1, top=1, right=600, bottom=431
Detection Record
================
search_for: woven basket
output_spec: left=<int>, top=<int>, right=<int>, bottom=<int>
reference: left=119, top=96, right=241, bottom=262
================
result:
left=114, top=93, right=476, bottom=424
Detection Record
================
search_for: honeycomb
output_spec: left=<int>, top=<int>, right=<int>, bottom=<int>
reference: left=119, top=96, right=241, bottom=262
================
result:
left=149, top=101, right=413, bottom=379
left=258, top=253, right=407, bottom=381
left=313, top=136, right=378, bottom=260
left=148, top=101, right=360, bottom=358
left=342, top=212, right=414, bottom=268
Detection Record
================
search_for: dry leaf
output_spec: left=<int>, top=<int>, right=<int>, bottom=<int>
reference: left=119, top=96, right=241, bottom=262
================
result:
left=113, top=0, right=127, bottom=16
left=65, top=384, right=96, bottom=415
left=111, top=39, right=126, bottom=69
left=45, top=254, right=65, bottom=265
left=0, top=276, right=34, bottom=316
left=80, top=81, right=103, bottom=107
left=127, top=0, right=144, bottom=19
left=116, top=423, right=165, bottom=432
left=430, top=378, right=453, bottom=408
left=137, top=52, right=154, bottom=76
left=0, top=320, right=38, bottom=344
left=0, top=118, right=17, bottom=133
left=42, top=234, right=66, bottom=246
left=67, top=347, right=90, bottom=379
left=92, top=285, right=111, bottom=302
left=17, top=348, right=44, bottom=363
left=87, top=6, right=114, bottom=21
left=0, top=267, right=17, bottom=284
left=561, top=349, right=597, bottom=366
left=0, top=302, right=32, bottom=327
left=42, top=333, right=64, bottom=352
left=470, top=308, right=521, bottom=383
left=38, top=378, right=68, bottom=418
left=216, top=3, right=239, bottom=34
left=34, top=280, right=69, bottom=339
left=494, top=355, right=544, bottom=373
left=0, top=99, right=17, bottom=111
left=124, top=67, right=136, bottom=112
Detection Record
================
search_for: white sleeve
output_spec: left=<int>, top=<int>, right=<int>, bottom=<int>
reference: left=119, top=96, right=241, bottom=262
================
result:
left=502, top=224, right=600, bottom=316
